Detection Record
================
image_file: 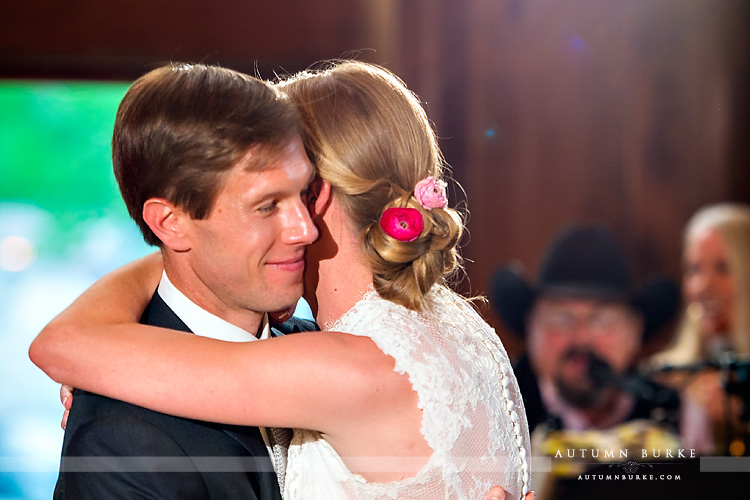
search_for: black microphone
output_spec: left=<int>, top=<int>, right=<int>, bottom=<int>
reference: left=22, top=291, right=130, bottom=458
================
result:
left=588, top=356, right=620, bottom=387
left=589, top=357, right=674, bottom=406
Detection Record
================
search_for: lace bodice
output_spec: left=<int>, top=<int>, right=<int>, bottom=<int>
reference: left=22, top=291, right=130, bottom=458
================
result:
left=284, top=285, right=530, bottom=500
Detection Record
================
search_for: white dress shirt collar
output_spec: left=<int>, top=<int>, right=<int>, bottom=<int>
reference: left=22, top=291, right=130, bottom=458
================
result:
left=157, top=271, right=270, bottom=342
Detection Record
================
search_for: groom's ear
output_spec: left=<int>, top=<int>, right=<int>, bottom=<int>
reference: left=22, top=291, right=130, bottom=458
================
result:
left=142, top=198, right=192, bottom=252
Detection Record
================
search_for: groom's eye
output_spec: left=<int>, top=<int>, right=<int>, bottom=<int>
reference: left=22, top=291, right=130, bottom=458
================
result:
left=258, top=201, right=278, bottom=214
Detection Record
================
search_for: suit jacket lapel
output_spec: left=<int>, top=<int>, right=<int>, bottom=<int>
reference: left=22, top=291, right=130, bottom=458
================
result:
left=141, top=292, right=192, bottom=333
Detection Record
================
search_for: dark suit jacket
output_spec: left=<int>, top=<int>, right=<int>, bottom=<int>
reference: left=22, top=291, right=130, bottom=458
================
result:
left=54, top=292, right=317, bottom=500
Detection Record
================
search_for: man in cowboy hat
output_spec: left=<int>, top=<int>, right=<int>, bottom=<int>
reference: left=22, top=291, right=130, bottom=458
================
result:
left=492, top=225, right=680, bottom=433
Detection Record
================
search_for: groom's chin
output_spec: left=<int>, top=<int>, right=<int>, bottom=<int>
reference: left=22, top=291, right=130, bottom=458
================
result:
left=266, top=283, right=304, bottom=312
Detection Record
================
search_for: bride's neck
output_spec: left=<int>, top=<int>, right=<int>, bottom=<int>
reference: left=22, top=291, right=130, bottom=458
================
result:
left=315, top=260, right=372, bottom=328
left=310, top=202, right=373, bottom=328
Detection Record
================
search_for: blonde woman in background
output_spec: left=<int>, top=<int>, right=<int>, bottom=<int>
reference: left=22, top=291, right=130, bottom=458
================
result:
left=652, top=203, right=750, bottom=454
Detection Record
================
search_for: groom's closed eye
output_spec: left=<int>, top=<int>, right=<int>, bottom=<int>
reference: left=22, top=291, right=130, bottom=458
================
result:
left=258, top=200, right=279, bottom=214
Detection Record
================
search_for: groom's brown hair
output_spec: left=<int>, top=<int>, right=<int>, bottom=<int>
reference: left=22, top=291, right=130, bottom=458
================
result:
left=113, top=62, right=300, bottom=246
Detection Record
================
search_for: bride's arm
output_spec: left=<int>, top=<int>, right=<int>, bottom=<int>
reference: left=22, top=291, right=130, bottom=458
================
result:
left=34, top=326, right=404, bottom=434
left=30, top=266, right=407, bottom=434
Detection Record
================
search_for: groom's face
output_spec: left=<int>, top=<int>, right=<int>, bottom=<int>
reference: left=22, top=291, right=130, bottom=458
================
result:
left=179, top=136, right=318, bottom=324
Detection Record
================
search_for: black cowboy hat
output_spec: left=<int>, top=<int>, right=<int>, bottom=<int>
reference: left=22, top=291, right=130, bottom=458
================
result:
left=490, top=225, right=680, bottom=339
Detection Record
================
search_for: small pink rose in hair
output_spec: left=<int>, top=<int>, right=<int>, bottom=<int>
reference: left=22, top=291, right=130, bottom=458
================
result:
left=380, top=207, right=424, bottom=242
left=414, top=176, right=448, bottom=210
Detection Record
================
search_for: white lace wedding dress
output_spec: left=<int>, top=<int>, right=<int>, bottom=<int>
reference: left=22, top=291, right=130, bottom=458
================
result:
left=283, top=285, right=531, bottom=500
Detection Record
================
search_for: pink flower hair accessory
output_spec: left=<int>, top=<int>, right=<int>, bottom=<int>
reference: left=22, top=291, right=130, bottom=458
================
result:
left=380, top=207, right=424, bottom=242
left=414, top=176, right=448, bottom=210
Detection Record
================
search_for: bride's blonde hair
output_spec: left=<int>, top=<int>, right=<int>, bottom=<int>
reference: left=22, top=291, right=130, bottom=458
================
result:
left=278, top=61, right=464, bottom=311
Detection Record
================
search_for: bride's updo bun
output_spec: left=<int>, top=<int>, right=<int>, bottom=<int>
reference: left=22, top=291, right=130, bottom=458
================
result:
left=364, top=191, right=463, bottom=310
left=278, top=61, right=464, bottom=311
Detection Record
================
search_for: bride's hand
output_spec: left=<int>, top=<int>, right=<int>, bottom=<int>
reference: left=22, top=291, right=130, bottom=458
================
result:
left=60, top=384, right=74, bottom=430
left=484, top=486, right=536, bottom=500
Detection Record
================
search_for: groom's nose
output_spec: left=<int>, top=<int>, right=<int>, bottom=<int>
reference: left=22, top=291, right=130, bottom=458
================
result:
left=283, top=198, right=319, bottom=245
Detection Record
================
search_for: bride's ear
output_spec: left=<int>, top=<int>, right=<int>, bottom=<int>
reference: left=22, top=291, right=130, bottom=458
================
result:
left=142, top=198, right=192, bottom=252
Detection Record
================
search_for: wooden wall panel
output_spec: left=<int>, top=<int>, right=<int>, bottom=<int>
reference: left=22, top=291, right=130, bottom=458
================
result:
left=1, top=0, right=374, bottom=79
left=395, top=0, right=749, bottom=356
left=460, top=0, right=736, bottom=278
